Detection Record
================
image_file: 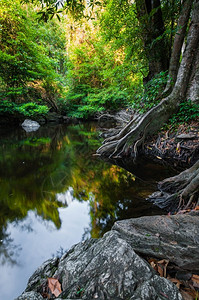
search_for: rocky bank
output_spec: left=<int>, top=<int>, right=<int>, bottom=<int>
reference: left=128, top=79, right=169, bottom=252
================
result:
left=15, top=211, right=199, bottom=300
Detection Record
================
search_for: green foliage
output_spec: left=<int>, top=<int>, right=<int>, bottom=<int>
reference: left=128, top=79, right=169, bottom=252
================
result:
left=22, top=0, right=86, bottom=21
left=169, top=100, right=199, bottom=125
left=0, top=0, right=67, bottom=116
left=60, top=16, right=142, bottom=118
left=0, top=0, right=191, bottom=121
left=0, top=100, right=49, bottom=118
left=100, top=0, right=146, bottom=74
left=59, top=85, right=130, bottom=119
left=133, top=71, right=169, bottom=112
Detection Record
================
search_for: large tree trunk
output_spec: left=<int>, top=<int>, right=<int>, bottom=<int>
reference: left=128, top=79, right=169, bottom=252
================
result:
left=186, top=41, right=199, bottom=103
left=135, top=0, right=170, bottom=82
left=165, top=0, right=193, bottom=93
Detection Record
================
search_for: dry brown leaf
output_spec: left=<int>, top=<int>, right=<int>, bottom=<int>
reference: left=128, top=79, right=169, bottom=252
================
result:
left=176, top=142, right=181, bottom=153
left=183, top=287, right=199, bottom=299
left=149, top=258, right=158, bottom=272
left=191, top=274, right=199, bottom=288
left=157, top=259, right=169, bottom=277
left=168, top=278, right=182, bottom=289
left=192, top=274, right=199, bottom=282
left=169, top=241, right=178, bottom=245
left=180, top=289, right=194, bottom=300
left=47, top=277, right=62, bottom=297
left=157, top=265, right=164, bottom=277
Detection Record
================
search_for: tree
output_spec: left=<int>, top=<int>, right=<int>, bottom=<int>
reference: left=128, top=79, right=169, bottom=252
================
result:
left=96, top=0, right=199, bottom=210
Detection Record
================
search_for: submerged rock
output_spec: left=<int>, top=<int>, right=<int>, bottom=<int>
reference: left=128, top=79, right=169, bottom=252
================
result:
left=21, top=119, right=40, bottom=132
left=16, top=230, right=182, bottom=300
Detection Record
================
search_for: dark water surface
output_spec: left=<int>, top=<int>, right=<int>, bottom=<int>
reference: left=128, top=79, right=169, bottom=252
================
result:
left=0, top=122, right=174, bottom=299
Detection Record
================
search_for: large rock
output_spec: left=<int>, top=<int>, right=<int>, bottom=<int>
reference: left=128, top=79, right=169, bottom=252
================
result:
left=16, top=230, right=182, bottom=300
left=113, top=211, right=199, bottom=270
left=21, top=119, right=40, bottom=132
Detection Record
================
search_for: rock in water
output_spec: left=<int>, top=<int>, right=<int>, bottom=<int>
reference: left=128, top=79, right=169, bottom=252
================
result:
left=16, top=230, right=182, bottom=300
left=21, top=119, right=40, bottom=132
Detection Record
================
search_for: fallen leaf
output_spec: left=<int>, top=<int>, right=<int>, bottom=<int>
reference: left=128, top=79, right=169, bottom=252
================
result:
left=48, top=277, right=62, bottom=297
left=183, top=287, right=199, bottom=299
left=169, top=241, right=178, bottom=245
left=157, top=259, right=169, bottom=277
left=169, top=277, right=182, bottom=289
left=194, top=206, right=199, bottom=210
left=191, top=274, right=199, bottom=288
left=157, top=264, right=164, bottom=277
left=176, top=142, right=181, bottom=153
left=180, top=289, right=194, bottom=300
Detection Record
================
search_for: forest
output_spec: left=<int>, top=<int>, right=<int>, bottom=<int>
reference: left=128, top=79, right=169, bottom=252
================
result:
left=1, top=1, right=199, bottom=299
left=0, top=1, right=199, bottom=212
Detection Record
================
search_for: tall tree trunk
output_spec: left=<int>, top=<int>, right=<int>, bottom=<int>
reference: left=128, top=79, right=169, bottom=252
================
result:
left=165, top=0, right=194, bottom=93
left=135, top=0, right=170, bottom=82
left=186, top=41, right=199, bottom=103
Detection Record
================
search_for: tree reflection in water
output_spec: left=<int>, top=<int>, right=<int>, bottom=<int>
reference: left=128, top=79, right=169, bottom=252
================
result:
left=0, top=123, right=167, bottom=265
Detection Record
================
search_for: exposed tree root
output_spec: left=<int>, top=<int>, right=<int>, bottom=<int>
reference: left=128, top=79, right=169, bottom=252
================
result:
left=148, top=160, right=199, bottom=212
left=97, top=95, right=177, bottom=158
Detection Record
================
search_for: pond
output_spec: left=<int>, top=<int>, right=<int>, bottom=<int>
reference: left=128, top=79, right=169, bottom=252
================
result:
left=0, top=122, right=174, bottom=300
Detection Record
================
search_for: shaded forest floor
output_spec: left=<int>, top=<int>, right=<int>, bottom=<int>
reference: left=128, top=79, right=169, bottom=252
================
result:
left=140, top=120, right=199, bottom=170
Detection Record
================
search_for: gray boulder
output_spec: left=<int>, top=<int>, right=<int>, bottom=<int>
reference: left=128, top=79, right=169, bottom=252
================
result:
left=113, top=211, right=199, bottom=270
left=15, top=291, right=44, bottom=300
left=21, top=119, right=40, bottom=132
left=16, top=230, right=182, bottom=300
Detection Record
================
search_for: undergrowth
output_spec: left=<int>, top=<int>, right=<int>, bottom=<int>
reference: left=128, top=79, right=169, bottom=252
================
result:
left=169, top=100, right=199, bottom=125
left=59, top=85, right=131, bottom=119
left=0, top=100, right=49, bottom=119
left=132, top=71, right=169, bottom=112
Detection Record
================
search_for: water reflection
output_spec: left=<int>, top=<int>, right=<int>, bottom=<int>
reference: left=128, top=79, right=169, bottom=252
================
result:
left=0, top=123, right=168, bottom=267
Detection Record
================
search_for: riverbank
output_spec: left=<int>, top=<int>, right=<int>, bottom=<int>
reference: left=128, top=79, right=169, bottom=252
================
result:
left=14, top=117, right=199, bottom=300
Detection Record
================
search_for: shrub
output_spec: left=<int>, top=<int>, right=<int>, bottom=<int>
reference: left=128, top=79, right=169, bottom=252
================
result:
left=169, top=100, right=199, bottom=125
left=133, top=71, right=169, bottom=112
left=59, top=86, right=130, bottom=119
left=0, top=100, right=49, bottom=118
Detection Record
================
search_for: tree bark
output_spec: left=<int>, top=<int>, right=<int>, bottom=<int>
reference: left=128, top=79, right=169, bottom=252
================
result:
left=135, top=0, right=169, bottom=82
left=186, top=41, right=199, bottom=103
left=165, top=0, right=193, bottom=93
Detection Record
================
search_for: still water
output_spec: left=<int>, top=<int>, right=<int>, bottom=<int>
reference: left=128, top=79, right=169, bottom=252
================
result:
left=0, top=122, right=173, bottom=300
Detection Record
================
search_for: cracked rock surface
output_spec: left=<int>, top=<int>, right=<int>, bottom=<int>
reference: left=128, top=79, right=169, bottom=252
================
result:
left=15, top=224, right=185, bottom=300
left=113, top=211, right=199, bottom=270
